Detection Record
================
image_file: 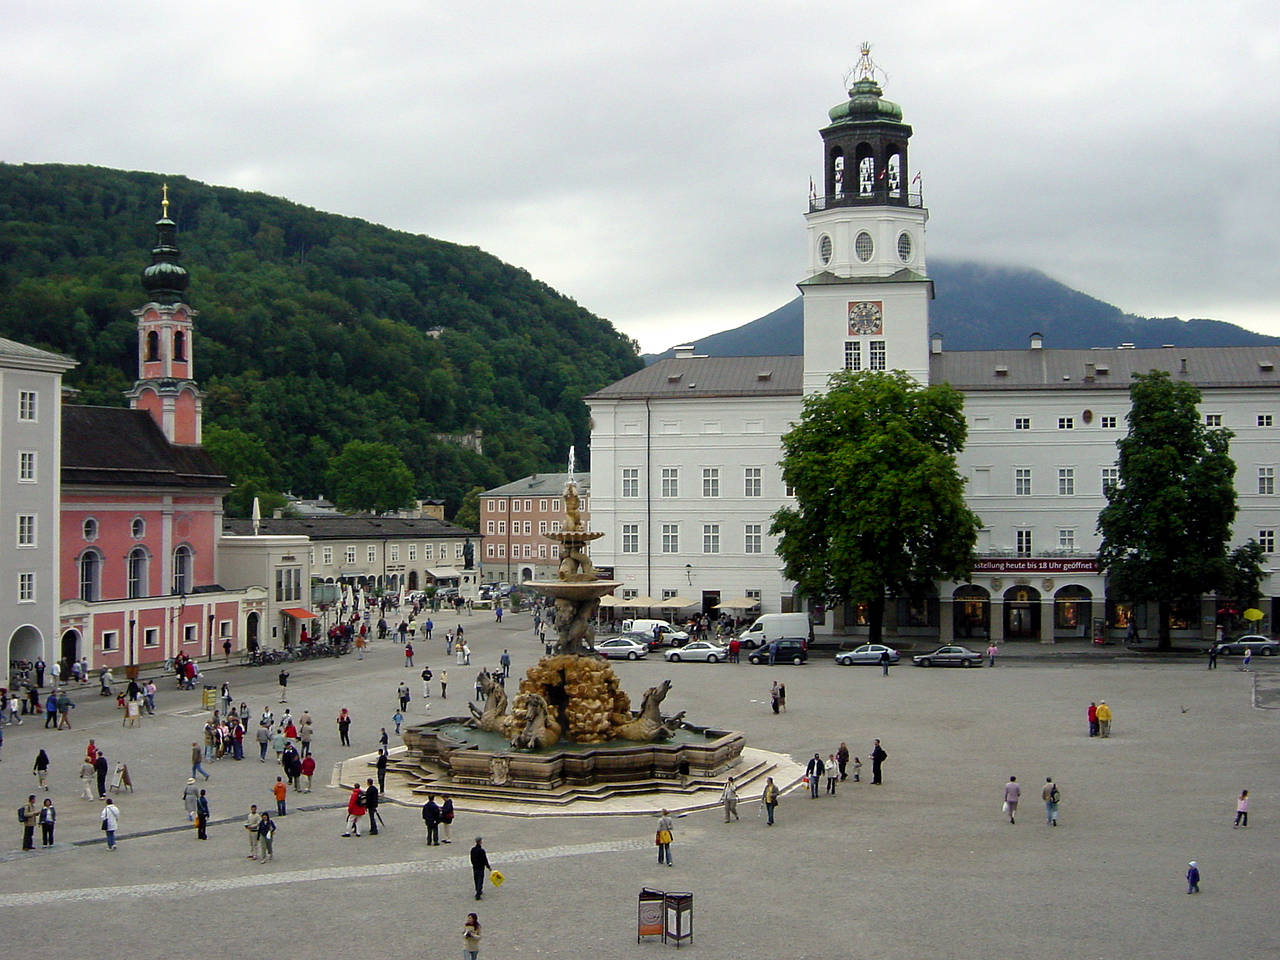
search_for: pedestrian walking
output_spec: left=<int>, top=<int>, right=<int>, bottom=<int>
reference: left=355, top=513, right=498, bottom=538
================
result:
left=762, top=776, right=779, bottom=825
left=879, top=649, right=891, bottom=676
left=1087, top=701, right=1099, bottom=737
left=256, top=723, right=271, bottom=762
left=195, top=789, right=210, bottom=839
left=852, top=756, right=862, bottom=782
left=499, top=649, right=511, bottom=678
left=1186, top=860, right=1201, bottom=893
left=364, top=778, right=381, bottom=835
left=470, top=836, right=491, bottom=898
left=343, top=784, right=366, bottom=837
left=463, top=913, right=482, bottom=960
left=183, top=777, right=200, bottom=821
left=1208, top=644, right=1218, bottom=669
left=375, top=747, right=388, bottom=793
left=1003, top=775, right=1020, bottom=824
left=721, top=777, right=740, bottom=822
left=423, top=793, right=441, bottom=845
left=100, top=798, right=120, bottom=850
left=825, top=754, right=839, bottom=795
left=398, top=682, right=411, bottom=712
left=392, top=709, right=404, bottom=734
left=257, top=811, right=276, bottom=861
left=1242, top=648, right=1254, bottom=671
left=379, top=726, right=389, bottom=750
left=777, top=682, right=786, bottom=712
left=33, top=748, right=50, bottom=790
left=272, top=776, right=288, bottom=816
left=404, top=642, right=415, bottom=667
left=278, top=670, right=289, bottom=703
left=805, top=753, right=824, bottom=798
left=836, top=742, right=850, bottom=780
left=420, top=667, right=432, bottom=700
left=301, top=753, right=316, bottom=792
left=440, top=669, right=448, bottom=699
left=441, top=793, right=455, bottom=843
left=655, top=808, right=674, bottom=865
left=94, top=752, right=109, bottom=798
left=1233, top=790, right=1249, bottom=828
left=769, top=681, right=780, bottom=714
left=1097, top=701, right=1113, bottom=738
left=244, top=803, right=261, bottom=859
left=21, top=794, right=38, bottom=850
left=191, top=742, right=210, bottom=781
left=39, top=798, right=55, bottom=846
left=336, top=708, right=352, bottom=747
left=870, top=739, right=887, bottom=785
left=986, top=642, right=998, bottom=667
left=1042, top=777, right=1060, bottom=826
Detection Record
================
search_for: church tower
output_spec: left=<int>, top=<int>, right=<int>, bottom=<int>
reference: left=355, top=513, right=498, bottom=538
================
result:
left=125, top=186, right=203, bottom=444
left=801, top=45, right=933, bottom=394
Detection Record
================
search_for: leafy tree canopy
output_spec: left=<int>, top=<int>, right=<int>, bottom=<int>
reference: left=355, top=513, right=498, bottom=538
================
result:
left=326, top=441, right=417, bottom=515
left=1097, top=370, right=1256, bottom=647
left=771, top=370, right=981, bottom=643
left=0, top=164, right=643, bottom=517
left=452, top=485, right=484, bottom=531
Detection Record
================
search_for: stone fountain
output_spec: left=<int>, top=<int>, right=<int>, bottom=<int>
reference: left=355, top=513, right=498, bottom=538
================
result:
left=394, top=451, right=746, bottom=797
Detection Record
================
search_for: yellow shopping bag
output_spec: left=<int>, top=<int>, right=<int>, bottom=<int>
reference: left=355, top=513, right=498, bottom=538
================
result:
left=489, top=870, right=505, bottom=888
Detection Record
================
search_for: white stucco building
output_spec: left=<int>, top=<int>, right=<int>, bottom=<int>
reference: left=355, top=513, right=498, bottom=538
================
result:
left=586, top=53, right=1280, bottom=644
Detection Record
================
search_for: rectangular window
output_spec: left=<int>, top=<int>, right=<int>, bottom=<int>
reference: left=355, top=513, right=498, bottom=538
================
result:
left=1260, top=414, right=1274, bottom=427
left=1057, top=468, right=1075, bottom=496
left=1260, top=467, right=1275, bottom=495
left=408, top=544, right=417, bottom=561
left=744, top=523, right=762, bottom=554
left=539, top=499, right=548, bottom=512
left=498, top=500, right=506, bottom=512
left=869, top=341, right=886, bottom=370
left=309, top=548, right=315, bottom=565
left=18, top=390, right=36, bottom=421
left=16, top=514, right=36, bottom=547
left=144, top=627, right=159, bottom=648
left=1014, top=468, right=1032, bottom=496
left=539, top=520, right=548, bottom=535
left=275, top=568, right=284, bottom=602
left=1205, top=414, right=1222, bottom=427
left=661, top=589, right=677, bottom=601
left=17, top=571, right=34, bottom=602
left=621, top=523, right=639, bottom=553
left=497, top=544, right=506, bottom=558
left=538, top=544, right=547, bottom=559
left=1259, top=530, right=1276, bottom=554
left=220, top=621, right=231, bottom=639
left=523, top=543, right=532, bottom=558
left=661, top=523, right=679, bottom=554
left=702, top=468, right=720, bottom=498
left=550, top=521, right=561, bottom=533
left=1058, top=528, right=1076, bottom=552
left=512, top=499, right=521, bottom=512
left=389, top=544, right=400, bottom=562
left=486, top=520, right=495, bottom=534
left=497, top=521, right=506, bottom=535
left=844, top=341, right=861, bottom=371
left=522, top=520, right=531, bottom=535
left=345, top=547, right=356, bottom=564
left=1058, top=417, right=1074, bottom=430
left=661, top=468, right=679, bottom=498
left=1100, top=415, right=1118, bottom=429
left=322, top=546, right=333, bottom=565
left=485, top=543, right=495, bottom=558
left=455, top=543, right=464, bottom=559
left=367, top=546, right=377, bottom=563
left=702, top=524, right=720, bottom=554
left=101, top=630, right=117, bottom=652
left=18, top=450, right=35, bottom=481
left=744, top=467, right=762, bottom=497
left=424, top=543, right=434, bottom=559
left=550, top=545, right=559, bottom=559
left=184, top=624, right=197, bottom=645
left=1101, top=466, right=1120, bottom=494
left=1015, top=529, right=1033, bottom=557
left=1013, top=417, right=1031, bottom=430
left=552, top=499, right=562, bottom=512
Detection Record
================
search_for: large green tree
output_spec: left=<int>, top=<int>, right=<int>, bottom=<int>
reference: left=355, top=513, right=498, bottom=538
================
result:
left=202, top=424, right=287, bottom=518
left=1097, top=370, right=1258, bottom=649
left=771, top=370, right=981, bottom=643
left=326, top=441, right=416, bottom=515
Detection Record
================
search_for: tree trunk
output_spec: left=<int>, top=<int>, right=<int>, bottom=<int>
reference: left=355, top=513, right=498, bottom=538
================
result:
left=1157, top=599, right=1172, bottom=651
left=868, top=595, right=886, bottom=646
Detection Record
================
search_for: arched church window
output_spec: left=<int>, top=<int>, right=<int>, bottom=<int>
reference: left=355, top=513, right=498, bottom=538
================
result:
left=858, top=155, right=876, bottom=196
left=832, top=151, right=845, bottom=198
left=127, top=547, right=149, bottom=599
left=172, top=544, right=193, bottom=596
left=79, top=550, right=102, bottom=602
left=173, top=330, right=186, bottom=361
left=146, top=330, right=160, bottom=362
left=886, top=153, right=901, bottom=198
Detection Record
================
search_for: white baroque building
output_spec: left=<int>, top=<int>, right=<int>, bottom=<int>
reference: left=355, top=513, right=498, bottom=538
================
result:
left=587, top=55, right=1280, bottom=644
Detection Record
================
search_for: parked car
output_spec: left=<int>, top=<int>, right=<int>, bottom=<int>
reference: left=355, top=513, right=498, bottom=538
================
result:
left=835, top=643, right=900, bottom=666
left=1214, top=635, right=1280, bottom=656
left=912, top=644, right=984, bottom=667
left=595, top=636, right=650, bottom=660
left=622, top=619, right=690, bottom=646
left=747, top=638, right=809, bottom=665
left=665, top=640, right=728, bottom=663
left=613, top=630, right=661, bottom=651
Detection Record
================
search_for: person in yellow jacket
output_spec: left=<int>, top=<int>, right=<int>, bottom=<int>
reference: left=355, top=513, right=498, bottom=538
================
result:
left=1096, top=701, right=1113, bottom=738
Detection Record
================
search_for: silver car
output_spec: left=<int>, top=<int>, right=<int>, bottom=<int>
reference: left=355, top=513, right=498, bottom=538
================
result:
left=835, top=643, right=900, bottom=666
left=1213, top=635, right=1279, bottom=657
left=595, top=636, right=650, bottom=660
left=912, top=644, right=984, bottom=667
left=665, top=640, right=728, bottom=663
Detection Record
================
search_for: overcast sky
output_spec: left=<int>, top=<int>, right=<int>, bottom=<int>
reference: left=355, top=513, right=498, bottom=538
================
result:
left=4, top=1, right=1278, bottom=352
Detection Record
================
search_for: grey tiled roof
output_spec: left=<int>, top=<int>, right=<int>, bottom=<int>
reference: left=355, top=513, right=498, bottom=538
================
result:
left=0, top=337, right=75, bottom=366
left=222, top=516, right=474, bottom=540
left=932, top=345, right=1280, bottom=391
left=482, top=473, right=589, bottom=498
left=62, top=405, right=227, bottom=489
left=586, top=355, right=803, bottom=401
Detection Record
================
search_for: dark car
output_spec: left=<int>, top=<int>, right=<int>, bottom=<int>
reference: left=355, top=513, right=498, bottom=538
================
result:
left=912, top=644, right=984, bottom=667
left=747, top=638, right=808, bottom=665
left=1213, top=635, right=1280, bottom=657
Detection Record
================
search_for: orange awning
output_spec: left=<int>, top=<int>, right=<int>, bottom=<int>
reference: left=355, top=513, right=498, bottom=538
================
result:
left=281, top=608, right=318, bottom=620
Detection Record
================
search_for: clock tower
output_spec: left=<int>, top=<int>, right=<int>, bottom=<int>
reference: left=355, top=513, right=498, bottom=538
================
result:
left=801, top=45, right=933, bottom=394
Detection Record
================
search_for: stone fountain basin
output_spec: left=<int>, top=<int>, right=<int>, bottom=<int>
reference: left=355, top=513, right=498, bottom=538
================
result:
left=403, top=717, right=745, bottom=790
left=523, top=579, right=621, bottom=601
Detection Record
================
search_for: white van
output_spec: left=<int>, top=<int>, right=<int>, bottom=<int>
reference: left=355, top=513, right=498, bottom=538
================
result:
left=737, top=613, right=813, bottom=649
left=621, top=619, right=690, bottom=646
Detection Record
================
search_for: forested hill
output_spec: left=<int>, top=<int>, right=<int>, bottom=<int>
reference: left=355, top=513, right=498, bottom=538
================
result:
left=0, top=163, right=643, bottom=515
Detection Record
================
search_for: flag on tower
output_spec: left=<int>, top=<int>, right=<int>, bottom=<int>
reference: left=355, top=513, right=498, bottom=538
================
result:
left=911, top=172, right=922, bottom=185
left=809, top=177, right=817, bottom=200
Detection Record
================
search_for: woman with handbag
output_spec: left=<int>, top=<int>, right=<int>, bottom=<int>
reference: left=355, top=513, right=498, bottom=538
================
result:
left=655, top=809, right=674, bottom=866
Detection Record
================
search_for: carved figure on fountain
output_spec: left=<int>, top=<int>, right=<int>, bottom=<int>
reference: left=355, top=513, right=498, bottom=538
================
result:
left=467, top=670, right=509, bottom=732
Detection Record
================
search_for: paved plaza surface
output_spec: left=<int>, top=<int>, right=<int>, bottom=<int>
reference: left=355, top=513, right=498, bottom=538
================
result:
left=2, top=612, right=1277, bottom=959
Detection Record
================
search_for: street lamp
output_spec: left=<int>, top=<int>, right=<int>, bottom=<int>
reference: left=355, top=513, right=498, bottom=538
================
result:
left=685, top=563, right=693, bottom=585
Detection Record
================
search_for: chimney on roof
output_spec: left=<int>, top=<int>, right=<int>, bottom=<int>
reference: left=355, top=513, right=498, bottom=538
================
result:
left=1180, top=357, right=1188, bottom=374
left=930, top=333, right=943, bottom=355
left=1084, top=362, right=1096, bottom=381
left=1029, top=332, right=1043, bottom=350
left=674, top=345, right=696, bottom=359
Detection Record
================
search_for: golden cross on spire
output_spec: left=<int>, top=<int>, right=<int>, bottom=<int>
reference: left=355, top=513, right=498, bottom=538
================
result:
left=161, top=183, right=169, bottom=218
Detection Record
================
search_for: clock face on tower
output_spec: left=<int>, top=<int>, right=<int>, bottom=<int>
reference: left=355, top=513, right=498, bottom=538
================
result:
left=848, top=301, right=884, bottom=336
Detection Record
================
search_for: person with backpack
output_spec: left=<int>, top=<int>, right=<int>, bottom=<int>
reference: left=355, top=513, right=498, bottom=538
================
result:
left=1042, top=777, right=1061, bottom=826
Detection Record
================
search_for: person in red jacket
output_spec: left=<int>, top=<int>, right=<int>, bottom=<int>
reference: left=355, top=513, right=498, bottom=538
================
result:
left=300, top=754, right=316, bottom=793
left=344, top=784, right=366, bottom=837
